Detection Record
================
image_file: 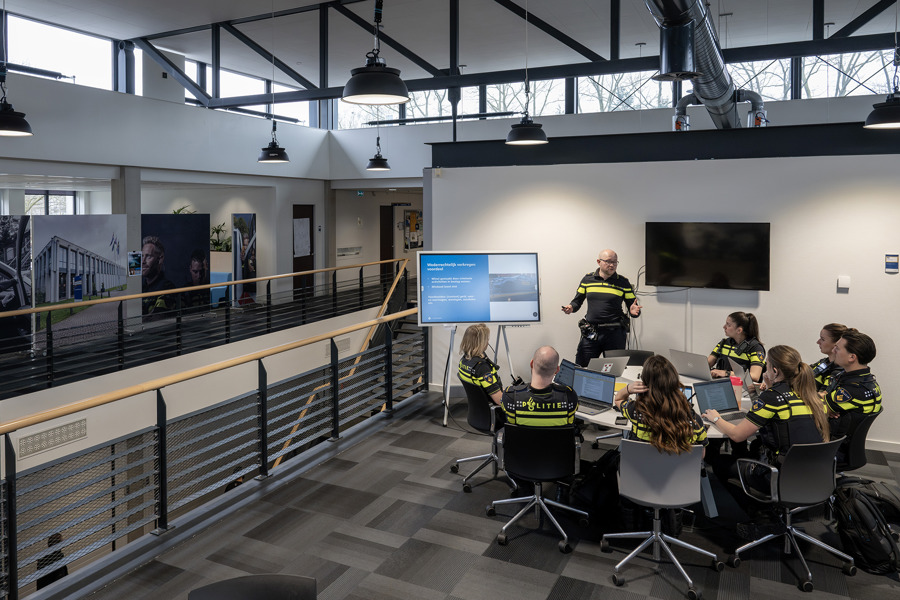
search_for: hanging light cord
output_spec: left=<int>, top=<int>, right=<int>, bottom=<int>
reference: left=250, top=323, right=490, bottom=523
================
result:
left=893, top=1, right=900, bottom=95
left=523, top=0, right=530, bottom=118
left=1, top=0, right=9, bottom=103
left=367, top=0, right=385, bottom=64
left=375, top=106, right=382, bottom=154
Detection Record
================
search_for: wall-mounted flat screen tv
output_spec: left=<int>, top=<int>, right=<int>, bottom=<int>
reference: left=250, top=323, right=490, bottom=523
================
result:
left=645, top=222, right=770, bottom=291
left=417, top=252, right=541, bottom=325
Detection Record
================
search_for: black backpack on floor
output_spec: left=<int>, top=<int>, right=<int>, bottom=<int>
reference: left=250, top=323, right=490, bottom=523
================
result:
left=837, top=476, right=900, bottom=532
left=832, top=485, right=900, bottom=574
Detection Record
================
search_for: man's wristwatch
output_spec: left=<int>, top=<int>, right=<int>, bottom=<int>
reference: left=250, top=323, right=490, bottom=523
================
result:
left=711, top=416, right=720, bottom=424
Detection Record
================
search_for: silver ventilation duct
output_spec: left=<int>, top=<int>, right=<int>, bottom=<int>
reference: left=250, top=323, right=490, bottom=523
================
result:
left=645, top=0, right=742, bottom=129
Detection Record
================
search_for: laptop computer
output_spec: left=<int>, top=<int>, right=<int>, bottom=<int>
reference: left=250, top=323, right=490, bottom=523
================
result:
left=727, top=357, right=762, bottom=406
left=693, top=378, right=746, bottom=422
left=587, top=355, right=629, bottom=378
left=555, top=358, right=577, bottom=388
left=571, top=367, right=616, bottom=415
left=668, top=349, right=713, bottom=381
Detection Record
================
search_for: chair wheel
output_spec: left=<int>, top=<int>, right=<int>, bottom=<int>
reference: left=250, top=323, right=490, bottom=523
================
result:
left=591, top=441, right=599, bottom=450
left=558, top=541, right=572, bottom=553
left=800, top=580, right=813, bottom=593
left=842, top=563, right=857, bottom=576
left=713, top=560, right=725, bottom=572
left=463, top=483, right=472, bottom=493
left=727, top=555, right=741, bottom=568
left=687, top=587, right=701, bottom=600
left=600, top=538, right=611, bottom=553
left=450, top=464, right=459, bottom=473
left=612, top=574, right=624, bottom=586
left=486, top=506, right=496, bottom=517
left=497, top=533, right=508, bottom=546
left=578, top=517, right=589, bottom=528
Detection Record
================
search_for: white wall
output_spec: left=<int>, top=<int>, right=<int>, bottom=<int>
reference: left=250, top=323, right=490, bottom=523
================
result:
left=426, top=156, right=900, bottom=452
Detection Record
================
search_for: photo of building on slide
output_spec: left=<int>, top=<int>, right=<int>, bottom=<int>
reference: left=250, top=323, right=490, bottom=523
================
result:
left=489, top=272, right=539, bottom=303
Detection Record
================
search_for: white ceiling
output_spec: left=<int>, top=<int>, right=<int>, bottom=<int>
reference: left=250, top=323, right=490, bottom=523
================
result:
left=6, top=1, right=898, bottom=87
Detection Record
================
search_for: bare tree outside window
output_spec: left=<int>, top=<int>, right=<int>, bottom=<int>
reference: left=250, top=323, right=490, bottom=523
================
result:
left=728, top=59, right=792, bottom=101
left=578, top=71, right=672, bottom=114
left=802, top=50, right=894, bottom=99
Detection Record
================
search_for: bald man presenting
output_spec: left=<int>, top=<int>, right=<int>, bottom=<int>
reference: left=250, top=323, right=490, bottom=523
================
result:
left=562, top=249, right=642, bottom=367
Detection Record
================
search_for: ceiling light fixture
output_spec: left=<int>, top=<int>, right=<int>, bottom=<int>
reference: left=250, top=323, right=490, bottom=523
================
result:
left=506, top=0, right=547, bottom=145
left=865, top=2, right=900, bottom=128
left=366, top=108, right=391, bottom=171
left=0, top=0, right=33, bottom=136
left=258, top=3, right=289, bottom=162
left=342, top=0, right=410, bottom=105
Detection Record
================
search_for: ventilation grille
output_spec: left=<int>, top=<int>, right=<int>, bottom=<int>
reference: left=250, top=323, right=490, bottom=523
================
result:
left=19, top=420, right=88, bottom=458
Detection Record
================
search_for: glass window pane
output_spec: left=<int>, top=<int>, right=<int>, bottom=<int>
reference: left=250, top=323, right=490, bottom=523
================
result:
left=9, top=16, right=112, bottom=90
left=486, top=82, right=525, bottom=113
left=530, top=79, right=566, bottom=116
left=406, top=89, right=451, bottom=120
left=48, top=194, right=75, bottom=215
left=134, top=48, right=144, bottom=97
left=578, top=72, right=672, bottom=113
left=273, top=83, right=311, bottom=126
left=459, top=86, right=482, bottom=116
left=25, top=194, right=45, bottom=216
left=728, top=59, right=792, bottom=101
left=337, top=103, right=399, bottom=130
left=220, top=70, right=266, bottom=113
left=802, top=50, right=894, bottom=99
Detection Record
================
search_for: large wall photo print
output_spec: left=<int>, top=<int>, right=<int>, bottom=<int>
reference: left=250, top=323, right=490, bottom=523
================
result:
left=141, top=214, right=210, bottom=317
left=0, top=215, right=32, bottom=353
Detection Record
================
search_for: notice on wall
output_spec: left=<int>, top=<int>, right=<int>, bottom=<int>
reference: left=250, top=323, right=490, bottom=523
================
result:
left=293, top=218, right=310, bottom=258
left=128, top=251, right=142, bottom=276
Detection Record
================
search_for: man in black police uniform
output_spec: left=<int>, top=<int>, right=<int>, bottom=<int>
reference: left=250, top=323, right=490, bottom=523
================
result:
left=562, top=249, right=642, bottom=367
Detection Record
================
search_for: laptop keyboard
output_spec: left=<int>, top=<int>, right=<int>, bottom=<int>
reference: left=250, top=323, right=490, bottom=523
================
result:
left=578, top=398, right=612, bottom=414
left=722, top=411, right=746, bottom=422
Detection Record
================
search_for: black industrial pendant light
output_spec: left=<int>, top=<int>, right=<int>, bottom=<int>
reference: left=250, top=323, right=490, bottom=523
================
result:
left=865, top=5, right=900, bottom=129
left=366, top=136, right=391, bottom=171
left=258, top=4, right=289, bottom=163
left=506, top=0, right=547, bottom=145
left=342, top=0, right=410, bottom=105
left=258, top=120, right=290, bottom=163
left=0, top=0, right=32, bottom=136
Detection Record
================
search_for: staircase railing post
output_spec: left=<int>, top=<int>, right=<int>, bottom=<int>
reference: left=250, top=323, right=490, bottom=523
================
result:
left=5, top=435, right=19, bottom=599
left=358, top=267, right=364, bottom=310
left=265, top=281, right=272, bottom=333
left=257, top=359, right=269, bottom=478
left=330, top=339, right=341, bottom=440
left=45, top=309, right=54, bottom=388
left=153, top=390, right=170, bottom=534
left=383, top=330, right=394, bottom=413
left=331, top=271, right=338, bottom=317
left=117, top=302, right=125, bottom=370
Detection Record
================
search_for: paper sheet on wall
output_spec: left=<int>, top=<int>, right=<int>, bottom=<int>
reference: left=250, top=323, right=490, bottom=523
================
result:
left=293, top=218, right=310, bottom=257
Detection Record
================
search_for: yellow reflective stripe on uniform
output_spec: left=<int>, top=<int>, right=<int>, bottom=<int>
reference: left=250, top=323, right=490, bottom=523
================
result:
left=582, top=286, right=625, bottom=296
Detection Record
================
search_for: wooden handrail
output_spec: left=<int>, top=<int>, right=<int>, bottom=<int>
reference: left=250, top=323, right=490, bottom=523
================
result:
left=0, top=307, right=418, bottom=436
left=0, top=258, right=409, bottom=319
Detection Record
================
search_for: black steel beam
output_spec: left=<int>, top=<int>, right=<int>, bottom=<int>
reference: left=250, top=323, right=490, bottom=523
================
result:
left=813, top=0, right=825, bottom=40
left=492, top=0, right=605, bottom=62
left=331, top=2, right=443, bottom=77
left=832, top=0, right=897, bottom=38
left=133, top=38, right=211, bottom=104
left=610, top=0, right=621, bottom=61
left=429, top=122, right=900, bottom=168
left=220, top=22, right=317, bottom=90
left=211, top=24, right=221, bottom=98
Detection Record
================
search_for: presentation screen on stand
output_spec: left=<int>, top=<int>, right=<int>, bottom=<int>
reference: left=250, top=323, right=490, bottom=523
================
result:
left=417, top=252, right=541, bottom=325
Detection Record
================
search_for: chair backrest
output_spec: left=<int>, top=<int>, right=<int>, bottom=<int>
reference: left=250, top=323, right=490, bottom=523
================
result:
left=502, top=425, right=576, bottom=482
left=617, top=438, right=702, bottom=509
left=460, top=379, right=496, bottom=433
left=776, top=437, right=844, bottom=507
left=839, top=411, right=881, bottom=471
left=188, top=574, right=316, bottom=600
left=603, top=349, right=654, bottom=367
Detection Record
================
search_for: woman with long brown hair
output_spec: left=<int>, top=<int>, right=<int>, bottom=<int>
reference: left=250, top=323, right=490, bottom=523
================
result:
left=614, top=355, right=708, bottom=455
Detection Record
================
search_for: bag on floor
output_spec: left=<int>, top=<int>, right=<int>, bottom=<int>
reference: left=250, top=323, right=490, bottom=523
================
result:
left=570, top=448, right=621, bottom=532
left=832, top=485, right=900, bottom=574
left=837, top=476, right=900, bottom=530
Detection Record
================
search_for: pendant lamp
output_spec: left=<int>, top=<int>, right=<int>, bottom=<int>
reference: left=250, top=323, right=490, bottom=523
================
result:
left=342, top=0, right=410, bottom=105
left=366, top=136, right=391, bottom=171
left=506, top=0, right=547, bottom=145
left=865, top=6, right=900, bottom=128
left=258, top=4, right=289, bottom=162
left=0, top=0, right=32, bottom=136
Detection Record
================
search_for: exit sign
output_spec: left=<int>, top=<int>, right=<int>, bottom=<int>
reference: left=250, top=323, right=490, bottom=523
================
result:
left=356, top=190, right=364, bottom=197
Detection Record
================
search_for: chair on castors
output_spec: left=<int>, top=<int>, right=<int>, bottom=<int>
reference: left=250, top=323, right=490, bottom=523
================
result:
left=450, top=380, right=515, bottom=492
left=188, top=574, right=316, bottom=599
left=836, top=411, right=881, bottom=473
left=603, top=349, right=655, bottom=367
left=485, top=424, right=588, bottom=553
left=600, top=439, right=722, bottom=599
left=729, top=437, right=856, bottom=592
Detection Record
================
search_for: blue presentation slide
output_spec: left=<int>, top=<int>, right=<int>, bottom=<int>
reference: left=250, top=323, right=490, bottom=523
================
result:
left=418, top=253, right=540, bottom=324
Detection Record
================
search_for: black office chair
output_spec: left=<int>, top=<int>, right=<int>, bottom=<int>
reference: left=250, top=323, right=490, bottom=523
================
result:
left=188, top=574, right=316, bottom=599
left=485, top=424, right=588, bottom=553
left=450, top=380, right=515, bottom=493
left=600, top=439, right=722, bottom=599
left=729, top=437, right=856, bottom=592
left=603, top=349, right=654, bottom=367
left=836, top=411, right=881, bottom=473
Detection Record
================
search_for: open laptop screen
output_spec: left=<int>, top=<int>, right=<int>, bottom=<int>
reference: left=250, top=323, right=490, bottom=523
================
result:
left=572, top=367, right=616, bottom=406
left=692, top=378, right=740, bottom=413
left=555, top=359, right=576, bottom=388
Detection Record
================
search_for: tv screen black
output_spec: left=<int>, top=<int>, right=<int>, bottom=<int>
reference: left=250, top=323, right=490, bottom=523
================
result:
left=417, top=252, right=541, bottom=325
left=645, top=222, right=770, bottom=291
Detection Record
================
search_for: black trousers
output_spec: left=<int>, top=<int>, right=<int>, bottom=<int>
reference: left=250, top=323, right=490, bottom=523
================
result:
left=575, top=327, right=626, bottom=367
